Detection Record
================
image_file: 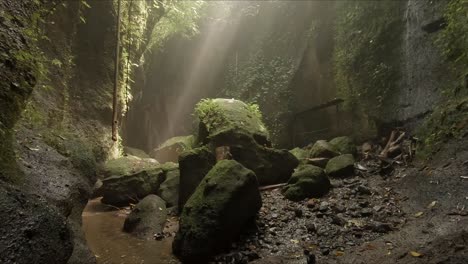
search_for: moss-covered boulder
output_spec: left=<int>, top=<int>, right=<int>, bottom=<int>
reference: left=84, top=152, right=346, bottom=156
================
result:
left=226, top=134, right=299, bottom=185
left=99, top=156, right=159, bottom=179
left=325, top=154, right=355, bottom=178
left=290, top=147, right=308, bottom=161
left=194, top=99, right=298, bottom=185
left=308, top=140, right=339, bottom=158
left=282, top=165, right=331, bottom=201
left=329, top=136, right=356, bottom=156
left=100, top=166, right=165, bottom=206
left=123, top=195, right=167, bottom=239
left=173, top=160, right=262, bottom=262
left=158, top=165, right=180, bottom=208
left=178, top=147, right=216, bottom=210
left=196, top=98, right=270, bottom=146
left=150, top=135, right=195, bottom=163
left=123, top=146, right=150, bottom=159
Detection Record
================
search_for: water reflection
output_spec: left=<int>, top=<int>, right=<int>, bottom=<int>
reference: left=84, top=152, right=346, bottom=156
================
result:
left=82, top=199, right=179, bottom=264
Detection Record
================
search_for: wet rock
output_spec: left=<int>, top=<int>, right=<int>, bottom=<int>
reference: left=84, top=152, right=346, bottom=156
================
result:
left=149, top=135, right=195, bottom=163
left=123, top=195, right=167, bottom=239
left=331, top=215, right=347, bottom=226
left=325, top=154, right=355, bottom=177
left=100, top=165, right=165, bottom=206
left=0, top=184, right=73, bottom=264
left=173, top=160, right=262, bottom=262
left=196, top=98, right=270, bottom=146
left=123, top=146, right=150, bottom=159
left=357, top=185, right=372, bottom=195
left=282, top=165, right=331, bottom=201
left=178, top=147, right=216, bottom=211
left=329, top=136, right=356, bottom=156
left=99, top=155, right=159, bottom=178
left=157, top=164, right=180, bottom=207
left=229, top=140, right=299, bottom=185
left=319, top=201, right=330, bottom=212
left=194, top=98, right=299, bottom=186
left=306, top=157, right=330, bottom=168
left=290, top=147, right=308, bottom=161
left=308, top=140, right=339, bottom=158
left=368, top=222, right=393, bottom=233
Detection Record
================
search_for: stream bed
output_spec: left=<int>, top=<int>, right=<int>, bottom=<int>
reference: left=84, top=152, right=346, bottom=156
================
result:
left=82, top=198, right=180, bottom=264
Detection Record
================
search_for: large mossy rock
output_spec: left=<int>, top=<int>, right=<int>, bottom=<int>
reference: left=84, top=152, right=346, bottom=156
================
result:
left=226, top=134, right=299, bottom=185
left=178, top=147, right=216, bottom=210
left=308, top=140, right=339, bottom=158
left=325, top=154, right=355, bottom=178
left=100, top=166, right=165, bottom=206
left=123, top=195, right=167, bottom=239
left=173, top=160, right=262, bottom=262
left=195, top=99, right=298, bottom=186
left=282, top=165, right=331, bottom=201
left=329, top=136, right=356, bottom=156
left=196, top=98, right=270, bottom=146
left=158, top=165, right=180, bottom=208
left=99, top=155, right=159, bottom=178
left=123, top=146, right=150, bottom=159
left=150, top=135, right=195, bottom=163
left=289, top=147, right=308, bottom=161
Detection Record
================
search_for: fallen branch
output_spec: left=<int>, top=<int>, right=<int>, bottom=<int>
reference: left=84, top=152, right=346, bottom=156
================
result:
left=259, top=183, right=287, bottom=191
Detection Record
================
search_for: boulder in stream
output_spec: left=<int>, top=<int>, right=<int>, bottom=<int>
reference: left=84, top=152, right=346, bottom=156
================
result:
left=100, top=166, right=165, bottom=206
left=150, top=135, right=195, bottom=163
left=157, top=164, right=180, bottom=208
left=283, top=165, right=331, bottom=201
left=123, top=146, right=151, bottom=159
left=123, top=194, right=167, bottom=239
left=99, top=155, right=159, bottom=178
left=173, top=160, right=262, bottom=262
left=195, top=99, right=298, bottom=186
left=178, top=147, right=216, bottom=210
left=325, top=154, right=355, bottom=177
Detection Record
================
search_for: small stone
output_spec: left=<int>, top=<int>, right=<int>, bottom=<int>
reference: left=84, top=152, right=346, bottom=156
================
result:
left=321, top=248, right=330, bottom=255
left=306, top=223, right=317, bottom=233
left=319, top=202, right=329, bottom=212
left=371, top=222, right=393, bottom=233
left=361, top=208, right=373, bottom=217
left=357, top=185, right=372, bottom=195
left=295, top=208, right=303, bottom=218
left=330, top=215, right=347, bottom=226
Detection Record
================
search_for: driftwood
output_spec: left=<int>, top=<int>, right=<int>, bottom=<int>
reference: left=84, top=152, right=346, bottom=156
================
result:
left=259, top=183, right=287, bottom=191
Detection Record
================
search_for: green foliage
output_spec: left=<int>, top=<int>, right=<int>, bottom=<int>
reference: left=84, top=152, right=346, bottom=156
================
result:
left=436, top=0, right=468, bottom=97
left=333, top=1, right=404, bottom=119
left=194, top=99, right=229, bottom=133
left=222, top=52, right=294, bottom=144
left=418, top=0, right=468, bottom=159
left=417, top=97, right=468, bottom=159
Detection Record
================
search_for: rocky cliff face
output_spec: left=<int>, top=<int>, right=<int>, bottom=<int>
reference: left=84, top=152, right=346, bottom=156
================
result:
left=395, top=0, right=449, bottom=123
left=0, top=1, right=118, bottom=263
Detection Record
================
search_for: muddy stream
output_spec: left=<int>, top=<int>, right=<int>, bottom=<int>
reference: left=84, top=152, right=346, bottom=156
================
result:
left=82, top=198, right=180, bottom=264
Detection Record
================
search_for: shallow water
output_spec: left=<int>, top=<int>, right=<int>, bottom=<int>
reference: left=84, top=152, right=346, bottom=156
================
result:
left=82, top=198, right=180, bottom=264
